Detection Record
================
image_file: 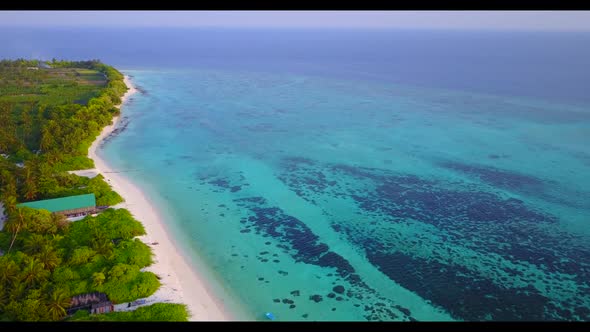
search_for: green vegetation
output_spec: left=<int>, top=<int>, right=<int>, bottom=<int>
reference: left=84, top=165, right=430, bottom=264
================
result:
left=0, top=59, right=126, bottom=206
left=68, top=303, right=189, bottom=321
left=0, top=208, right=159, bottom=321
left=0, top=59, right=184, bottom=321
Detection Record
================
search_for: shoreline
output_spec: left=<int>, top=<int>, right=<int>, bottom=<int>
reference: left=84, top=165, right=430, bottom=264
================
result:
left=87, top=75, right=233, bottom=321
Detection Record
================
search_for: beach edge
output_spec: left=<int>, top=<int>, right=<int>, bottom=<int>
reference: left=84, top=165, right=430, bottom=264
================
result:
left=87, top=75, right=234, bottom=321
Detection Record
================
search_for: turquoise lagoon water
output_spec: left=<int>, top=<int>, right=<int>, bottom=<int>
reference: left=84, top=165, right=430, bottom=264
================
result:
left=99, top=67, right=590, bottom=321
left=2, top=26, right=590, bottom=321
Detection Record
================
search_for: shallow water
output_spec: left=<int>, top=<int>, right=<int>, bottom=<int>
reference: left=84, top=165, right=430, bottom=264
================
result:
left=5, top=26, right=586, bottom=320
left=100, top=67, right=590, bottom=321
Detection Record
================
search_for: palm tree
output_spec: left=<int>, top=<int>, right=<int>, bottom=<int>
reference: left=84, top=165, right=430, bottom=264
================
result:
left=20, top=258, right=49, bottom=288
left=22, top=159, right=39, bottom=201
left=46, top=288, right=70, bottom=321
left=8, top=280, right=27, bottom=303
left=24, top=234, right=48, bottom=255
left=91, top=234, right=114, bottom=258
left=51, top=213, right=69, bottom=232
left=39, top=126, right=54, bottom=153
left=50, top=233, right=65, bottom=247
left=0, top=285, right=8, bottom=311
left=23, top=177, right=39, bottom=201
left=0, top=172, right=18, bottom=214
left=0, top=258, right=19, bottom=287
left=92, top=271, right=106, bottom=287
left=5, top=208, right=27, bottom=253
left=37, top=245, right=60, bottom=271
left=2, top=194, right=17, bottom=214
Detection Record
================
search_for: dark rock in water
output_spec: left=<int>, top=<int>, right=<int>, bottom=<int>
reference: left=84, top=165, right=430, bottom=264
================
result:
left=354, top=304, right=360, bottom=307
left=290, top=290, right=300, bottom=297
left=265, top=242, right=271, bottom=245
left=332, top=308, right=337, bottom=311
left=258, top=277, right=264, bottom=281
left=333, top=285, right=345, bottom=294
left=394, top=305, right=411, bottom=317
left=335, top=296, right=344, bottom=301
left=231, top=254, right=238, bottom=257
left=273, top=260, right=280, bottom=263
left=317, top=252, right=355, bottom=277
left=282, top=298, right=294, bottom=304
left=209, top=178, right=231, bottom=189
left=290, top=304, right=296, bottom=309
left=232, top=195, right=357, bottom=280
left=506, top=197, right=524, bottom=204
left=240, top=229, right=251, bottom=233
left=346, top=291, right=353, bottom=298
left=273, top=299, right=281, bottom=303
left=230, top=186, right=241, bottom=193
left=310, top=295, right=323, bottom=303
left=261, top=259, right=269, bottom=262
left=367, top=250, right=558, bottom=320
left=488, top=154, right=501, bottom=159
left=438, top=160, right=545, bottom=194
left=260, top=251, right=269, bottom=255
left=327, top=293, right=336, bottom=299
left=302, top=314, right=309, bottom=318
left=278, top=270, right=289, bottom=276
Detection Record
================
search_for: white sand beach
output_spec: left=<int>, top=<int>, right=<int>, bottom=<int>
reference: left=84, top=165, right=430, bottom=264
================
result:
left=86, top=76, right=232, bottom=321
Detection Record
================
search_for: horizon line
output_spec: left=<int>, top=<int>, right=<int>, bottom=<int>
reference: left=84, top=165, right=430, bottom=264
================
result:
left=2, top=24, right=590, bottom=32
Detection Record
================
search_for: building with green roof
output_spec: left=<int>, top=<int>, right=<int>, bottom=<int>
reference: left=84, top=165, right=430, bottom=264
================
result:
left=17, top=193, right=97, bottom=217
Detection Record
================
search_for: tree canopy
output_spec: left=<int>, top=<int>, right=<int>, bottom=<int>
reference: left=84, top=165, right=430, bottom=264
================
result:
left=0, top=59, right=188, bottom=321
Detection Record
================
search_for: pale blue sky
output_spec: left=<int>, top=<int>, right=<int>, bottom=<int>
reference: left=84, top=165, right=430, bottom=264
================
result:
left=1, top=11, right=590, bottom=31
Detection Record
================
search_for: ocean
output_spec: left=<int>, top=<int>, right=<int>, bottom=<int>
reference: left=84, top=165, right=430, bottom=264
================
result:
left=2, top=27, right=590, bottom=321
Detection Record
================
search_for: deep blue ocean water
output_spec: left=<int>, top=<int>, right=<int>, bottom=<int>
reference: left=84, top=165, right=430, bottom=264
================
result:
left=2, top=27, right=590, bottom=321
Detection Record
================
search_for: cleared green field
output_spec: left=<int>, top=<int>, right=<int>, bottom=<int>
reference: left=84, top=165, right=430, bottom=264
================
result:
left=74, top=68, right=108, bottom=85
left=0, top=67, right=107, bottom=106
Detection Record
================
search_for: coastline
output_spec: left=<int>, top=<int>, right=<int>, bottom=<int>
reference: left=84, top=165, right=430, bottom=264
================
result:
left=87, top=75, right=233, bottom=321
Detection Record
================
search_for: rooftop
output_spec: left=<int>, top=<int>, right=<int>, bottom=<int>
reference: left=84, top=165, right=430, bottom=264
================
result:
left=70, top=292, right=110, bottom=307
left=17, top=193, right=96, bottom=213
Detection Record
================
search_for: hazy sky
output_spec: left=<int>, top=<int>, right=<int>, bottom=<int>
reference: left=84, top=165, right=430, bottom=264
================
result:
left=1, top=11, right=590, bottom=31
